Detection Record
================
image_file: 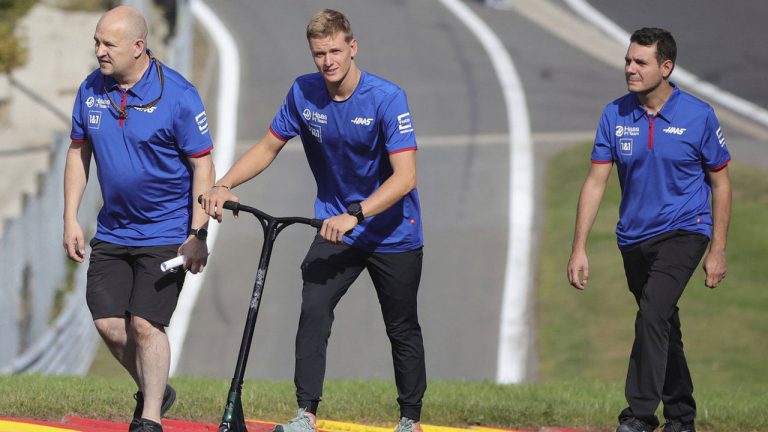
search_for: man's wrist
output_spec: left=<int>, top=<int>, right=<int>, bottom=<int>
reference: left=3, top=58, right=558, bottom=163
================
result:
left=346, top=202, right=364, bottom=224
left=189, top=227, right=208, bottom=241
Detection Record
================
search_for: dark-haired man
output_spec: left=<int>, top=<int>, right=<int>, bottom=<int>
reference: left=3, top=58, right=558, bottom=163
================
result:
left=566, top=28, right=731, bottom=432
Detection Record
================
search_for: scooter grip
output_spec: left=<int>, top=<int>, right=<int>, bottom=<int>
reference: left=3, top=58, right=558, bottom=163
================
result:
left=310, top=219, right=323, bottom=228
left=223, top=201, right=240, bottom=212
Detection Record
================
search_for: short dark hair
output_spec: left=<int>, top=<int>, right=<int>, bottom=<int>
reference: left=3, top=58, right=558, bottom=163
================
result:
left=630, top=27, right=676, bottom=66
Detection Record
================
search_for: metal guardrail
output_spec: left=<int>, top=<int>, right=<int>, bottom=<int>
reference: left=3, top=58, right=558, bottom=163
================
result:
left=0, top=133, right=101, bottom=374
left=0, top=0, right=193, bottom=375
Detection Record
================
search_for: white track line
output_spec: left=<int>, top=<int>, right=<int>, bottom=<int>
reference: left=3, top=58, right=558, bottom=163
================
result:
left=564, top=0, right=768, bottom=128
left=168, top=0, right=239, bottom=376
left=437, top=0, right=534, bottom=383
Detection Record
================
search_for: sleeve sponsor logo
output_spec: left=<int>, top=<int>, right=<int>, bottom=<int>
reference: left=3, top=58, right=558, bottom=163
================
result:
left=716, top=127, right=726, bottom=147
left=88, top=110, right=102, bottom=129
left=195, top=111, right=209, bottom=135
left=397, top=112, right=413, bottom=134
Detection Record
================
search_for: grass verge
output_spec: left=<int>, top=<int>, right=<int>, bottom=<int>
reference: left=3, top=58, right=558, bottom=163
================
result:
left=1, top=375, right=767, bottom=431
left=536, top=142, right=768, bottom=427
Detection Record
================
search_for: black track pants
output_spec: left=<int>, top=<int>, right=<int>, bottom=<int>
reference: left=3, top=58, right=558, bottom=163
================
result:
left=619, top=230, right=709, bottom=428
left=295, top=236, right=426, bottom=421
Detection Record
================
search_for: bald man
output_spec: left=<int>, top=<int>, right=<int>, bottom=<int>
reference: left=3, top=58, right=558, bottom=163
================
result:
left=64, top=6, right=214, bottom=432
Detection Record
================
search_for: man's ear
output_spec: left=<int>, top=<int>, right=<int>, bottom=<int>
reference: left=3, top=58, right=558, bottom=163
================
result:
left=661, top=58, right=674, bottom=79
left=133, top=38, right=146, bottom=59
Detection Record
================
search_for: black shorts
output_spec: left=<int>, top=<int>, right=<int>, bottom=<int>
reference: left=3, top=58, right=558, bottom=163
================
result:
left=86, top=238, right=186, bottom=327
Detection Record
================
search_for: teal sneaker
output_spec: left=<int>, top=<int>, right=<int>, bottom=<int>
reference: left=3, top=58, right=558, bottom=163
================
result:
left=272, top=408, right=317, bottom=432
left=395, top=418, right=423, bottom=432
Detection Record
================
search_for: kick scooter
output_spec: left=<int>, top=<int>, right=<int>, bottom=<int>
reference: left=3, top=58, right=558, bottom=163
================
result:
left=200, top=197, right=322, bottom=432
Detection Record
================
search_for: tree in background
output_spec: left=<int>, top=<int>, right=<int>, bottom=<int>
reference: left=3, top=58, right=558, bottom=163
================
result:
left=0, top=0, right=37, bottom=73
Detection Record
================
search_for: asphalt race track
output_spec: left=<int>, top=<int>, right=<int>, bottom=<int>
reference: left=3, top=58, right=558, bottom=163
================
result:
left=176, top=0, right=768, bottom=382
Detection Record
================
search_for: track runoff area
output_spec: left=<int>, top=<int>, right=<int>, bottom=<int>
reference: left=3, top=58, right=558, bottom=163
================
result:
left=0, top=417, right=584, bottom=432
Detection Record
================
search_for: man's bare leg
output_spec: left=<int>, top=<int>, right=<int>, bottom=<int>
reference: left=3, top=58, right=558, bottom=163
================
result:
left=131, top=316, right=170, bottom=424
left=94, top=317, right=140, bottom=386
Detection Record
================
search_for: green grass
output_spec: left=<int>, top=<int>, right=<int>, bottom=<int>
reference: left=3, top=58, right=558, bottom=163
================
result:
left=1, top=375, right=766, bottom=431
left=537, top=142, right=768, bottom=425
left=4, top=143, right=767, bottom=431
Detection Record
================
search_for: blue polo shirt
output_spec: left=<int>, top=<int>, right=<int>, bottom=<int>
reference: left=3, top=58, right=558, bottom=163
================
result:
left=591, top=84, right=730, bottom=249
left=270, top=71, right=423, bottom=253
left=70, top=56, right=213, bottom=246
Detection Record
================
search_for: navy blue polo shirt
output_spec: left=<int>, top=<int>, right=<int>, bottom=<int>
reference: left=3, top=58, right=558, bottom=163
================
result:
left=270, top=71, right=423, bottom=253
left=70, top=56, right=213, bottom=246
left=591, top=84, right=730, bottom=249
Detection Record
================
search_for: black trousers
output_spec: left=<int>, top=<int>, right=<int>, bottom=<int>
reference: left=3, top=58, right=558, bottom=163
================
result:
left=619, top=230, right=709, bottom=428
left=295, top=236, right=426, bottom=421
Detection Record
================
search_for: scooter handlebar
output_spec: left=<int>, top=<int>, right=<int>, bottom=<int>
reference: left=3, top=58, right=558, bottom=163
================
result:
left=198, top=194, right=323, bottom=228
left=222, top=201, right=240, bottom=212
left=197, top=194, right=240, bottom=211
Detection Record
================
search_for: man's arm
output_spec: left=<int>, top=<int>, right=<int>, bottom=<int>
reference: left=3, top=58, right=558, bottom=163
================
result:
left=702, top=165, right=731, bottom=288
left=178, top=153, right=215, bottom=274
left=200, top=131, right=287, bottom=222
left=567, top=162, right=612, bottom=290
left=320, top=149, right=417, bottom=243
left=63, top=140, right=92, bottom=263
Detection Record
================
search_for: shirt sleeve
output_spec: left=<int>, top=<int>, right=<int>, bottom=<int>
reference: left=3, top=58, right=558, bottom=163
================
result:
left=269, top=83, right=301, bottom=142
left=173, top=87, right=214, bottom=156
left=701, top=108, right=731, bottom=170
left=70, top=84, right=87, bottom=142
left=380, top=89, right=418, bottom=154
left=590, top=108, right=613, bottom=163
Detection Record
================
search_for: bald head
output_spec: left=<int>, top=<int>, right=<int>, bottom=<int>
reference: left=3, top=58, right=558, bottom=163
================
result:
left=94, top=5, right=150, bottom=85
left=97, top=6, right=148, bottom=42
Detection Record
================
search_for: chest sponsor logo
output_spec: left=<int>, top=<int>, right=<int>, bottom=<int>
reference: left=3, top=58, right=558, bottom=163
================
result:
left=615, top=125, right=640, bottom=137
left=308, top=123, right=322, bottom=143
left=85, top=96, right=110, bottom=109
left=135, top=106, right=158, bottom=114
left=195, top=111, right=209, bottom=135
left=351, top=117, right=373, bottom=126
left=88, top=110, right=102, bottom=129
left=303, top=108, right=327, bottom=124
left=397, top=112, right=413, bottom=134
left=620, top=138, right=632, bottom=156
left=663, top=126, right=687, bottom=135
left=716, top=127, right=726, bottom=147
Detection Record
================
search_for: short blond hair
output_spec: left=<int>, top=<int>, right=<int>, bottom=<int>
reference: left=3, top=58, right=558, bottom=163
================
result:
left=306, top=9, right=353, bottom=42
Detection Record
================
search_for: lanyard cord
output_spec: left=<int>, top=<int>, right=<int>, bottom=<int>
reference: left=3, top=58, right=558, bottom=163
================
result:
left=104, top=51, right=165, bottom=120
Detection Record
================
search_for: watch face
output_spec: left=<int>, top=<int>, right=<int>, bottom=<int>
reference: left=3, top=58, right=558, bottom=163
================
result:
left=347, top=202, right=361, bottom=214
left=193, top=228, right=208, bottom=240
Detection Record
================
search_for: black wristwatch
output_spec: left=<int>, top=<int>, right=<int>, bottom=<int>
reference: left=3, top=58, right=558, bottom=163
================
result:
left=346, top=202, right=364, bottom=223
left=189, top=227, right=208, bottom=241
